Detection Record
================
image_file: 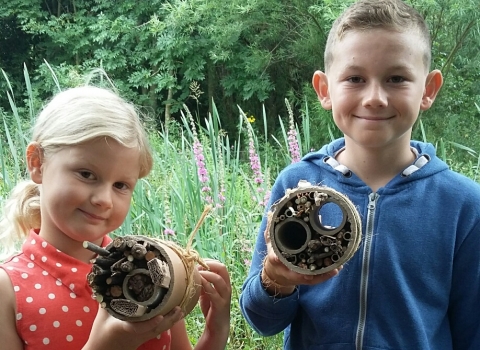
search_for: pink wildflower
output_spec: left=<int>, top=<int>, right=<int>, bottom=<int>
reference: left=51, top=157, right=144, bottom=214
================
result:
left=164, top=228, right=175, bottom=236
left=285, top=99, right=301, bottom=163
left=184, top=104, right=212, bottom=204
left=249, top=140, right=264, bottom=185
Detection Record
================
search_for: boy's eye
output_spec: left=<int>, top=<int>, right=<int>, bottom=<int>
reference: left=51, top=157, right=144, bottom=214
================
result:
left=389, top=76, right=406, bottom=83
left=347, top=76, right=364, bottom=83
left=113, top=182, right=129, bottom=190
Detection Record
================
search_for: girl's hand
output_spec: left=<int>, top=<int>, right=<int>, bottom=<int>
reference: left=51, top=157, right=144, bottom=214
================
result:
left=83, top=306, right=184, bottom=350
left=195, top=259, right=231, bottom=348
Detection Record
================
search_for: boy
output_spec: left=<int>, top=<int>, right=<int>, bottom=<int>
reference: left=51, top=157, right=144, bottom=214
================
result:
left=239, top=0, right=480, bottom=349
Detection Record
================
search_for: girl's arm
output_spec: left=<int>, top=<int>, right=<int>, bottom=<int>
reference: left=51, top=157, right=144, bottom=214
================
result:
left=169, top=320, right=193, bottom=350
left=0, top=268, right=24, bottom=350
left=171, top=259, right=232, bottom=350
left=171, top=259, right=231, bottom=350
left=83, top=306, right=184, bottom=350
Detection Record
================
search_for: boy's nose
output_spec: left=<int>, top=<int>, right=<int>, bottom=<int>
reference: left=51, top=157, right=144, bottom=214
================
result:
left=91, top=185, right=113, bottom=209
left=362, top=83, right=387, bottom=108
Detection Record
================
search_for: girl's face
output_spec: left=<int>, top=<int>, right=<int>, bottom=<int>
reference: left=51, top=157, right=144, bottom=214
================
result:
left=28, top=137, right=141, bottom=251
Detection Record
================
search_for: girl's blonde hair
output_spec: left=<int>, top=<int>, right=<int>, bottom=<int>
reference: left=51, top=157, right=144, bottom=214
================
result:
left=0, top=86, right=153, bottom=261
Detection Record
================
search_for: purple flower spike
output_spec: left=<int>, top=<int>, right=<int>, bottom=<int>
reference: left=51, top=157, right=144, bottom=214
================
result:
left=285, top=99, right=301, bottom=163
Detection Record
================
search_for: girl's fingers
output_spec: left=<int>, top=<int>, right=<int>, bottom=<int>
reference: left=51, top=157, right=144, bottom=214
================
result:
left=199, top=270, right=231, bottom=301
left=124, top=307, right=183, bottom=336
left=199, top=259, right=232, bottom=289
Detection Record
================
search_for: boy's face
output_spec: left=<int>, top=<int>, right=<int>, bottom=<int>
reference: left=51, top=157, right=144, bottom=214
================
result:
left=313, top=29, right=442, bottom=150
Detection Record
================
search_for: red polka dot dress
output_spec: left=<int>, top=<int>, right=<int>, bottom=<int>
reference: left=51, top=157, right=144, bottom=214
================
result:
left=0, top=230, right=171, bottom=349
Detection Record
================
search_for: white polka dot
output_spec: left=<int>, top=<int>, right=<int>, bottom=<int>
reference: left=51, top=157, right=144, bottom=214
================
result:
left=31, top=239, right=36, bottom=245
left=53, top=321, right=60, bottom=328
left=157, top=334, right=162, bottom=340
left=34, top=284, right=41, bottom=289
left=14, top=286, right=20, bottom=292
left=26, top=297, right=33, bottom=303
left=43, top=338, right=50, bottom=345
left=83, top=306, right=90, bottom=313
left=70, top=292, right=76, bottom=299
left=42, top=271, right=48, bottom=276
left=30, top=254, right=35, bottom=260
left=6, top=266, right=13, bottom=270
left=21, top=273, right=28, bottom=279
left=162, top=345, right=166, bottom=350
left=42, top=242, right=47, bottom=248
left=27, top=262, right=34, bottom=269
left=30, top=325, right=37, bottom=331
left=39, top=308, right=46, bottom=315
left=41, top=256, right=47, bottom=262
left=16, top=313, right=22, bottom=321
left=66, top=335, right=73, bottom=342
left=71, top=267, right=78, bottom=273
left=48, top=293, right=55, bottom=300
left=76, top=320, right=82, bottom=326
left=56, top=279, right=62, bottom=286
left=69, top=283, right=75, bottom=290
left=56, top=262, right=62, bottom=267
left=62, top=306, right=68, bottom=312
left=12, top=257, right=19, bottom=263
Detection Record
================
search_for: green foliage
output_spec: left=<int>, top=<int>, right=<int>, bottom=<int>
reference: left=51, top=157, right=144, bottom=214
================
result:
left=2, top=0, right=478, bottom=150
left=409, top=0, right=480, bottom=162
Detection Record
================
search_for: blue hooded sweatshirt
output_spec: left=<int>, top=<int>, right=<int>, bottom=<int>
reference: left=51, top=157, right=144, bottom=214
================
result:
left=240, top=138, right=480, bottom=350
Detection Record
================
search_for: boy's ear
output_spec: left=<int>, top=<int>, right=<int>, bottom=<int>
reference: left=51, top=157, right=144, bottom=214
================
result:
left=26, top=142, right=44, bottom=184
left=312, top=71, right=332, bottom=110
left=420, top=69, right=443, bottom=111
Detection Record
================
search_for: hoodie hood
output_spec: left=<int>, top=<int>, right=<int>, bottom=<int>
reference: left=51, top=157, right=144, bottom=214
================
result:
left=301, top=138, right=449, bottom=192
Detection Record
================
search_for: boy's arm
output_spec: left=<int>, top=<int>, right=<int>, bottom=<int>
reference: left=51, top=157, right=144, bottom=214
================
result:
left=240, top=174, right=342, bottom=336
left=239, top=215, right=300, bottom=336
left=449, top=220, right=480, bottom=349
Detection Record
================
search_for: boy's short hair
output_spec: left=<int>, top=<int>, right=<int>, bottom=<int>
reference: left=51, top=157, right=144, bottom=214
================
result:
left=324, top=0, right=431, bottom=72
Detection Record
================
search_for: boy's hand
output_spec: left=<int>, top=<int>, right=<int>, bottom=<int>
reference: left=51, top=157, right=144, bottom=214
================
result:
left=262, top=231, right=341, bottom=296
left=83, top=305, right=184, bottom=350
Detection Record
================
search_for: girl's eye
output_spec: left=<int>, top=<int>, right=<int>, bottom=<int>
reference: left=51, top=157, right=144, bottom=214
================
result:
left=113, top=182, right=128, bottom=190
left=79, top=171, right=94, bottom=179
left=389, top=76, right=406, bottom=83
left=347, top=76, right=364, bottom=83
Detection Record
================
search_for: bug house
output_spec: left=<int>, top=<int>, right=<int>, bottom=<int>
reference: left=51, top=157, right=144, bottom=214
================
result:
left=84, top=235, right=201, bottom=322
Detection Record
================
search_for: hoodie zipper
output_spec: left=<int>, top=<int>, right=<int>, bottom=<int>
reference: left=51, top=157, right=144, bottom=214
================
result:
left=355, top=192, right=379, bottom=349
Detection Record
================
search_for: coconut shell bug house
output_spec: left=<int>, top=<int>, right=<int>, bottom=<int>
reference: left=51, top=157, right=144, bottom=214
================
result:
left=267, top=180, right=362, bottom=275
left=84, top=207, right=212, bottom=322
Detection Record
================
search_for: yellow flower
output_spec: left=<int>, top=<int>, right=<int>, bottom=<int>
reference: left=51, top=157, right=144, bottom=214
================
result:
left=247, top=116, right=256, bottom=123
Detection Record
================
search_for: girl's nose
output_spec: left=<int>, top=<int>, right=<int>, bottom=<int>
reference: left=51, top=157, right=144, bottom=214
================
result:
left=91, top=185, right=113, bottom=209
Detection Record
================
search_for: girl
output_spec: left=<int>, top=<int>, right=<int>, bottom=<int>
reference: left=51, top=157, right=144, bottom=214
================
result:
left=0, top=86, right=231, bottom=350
